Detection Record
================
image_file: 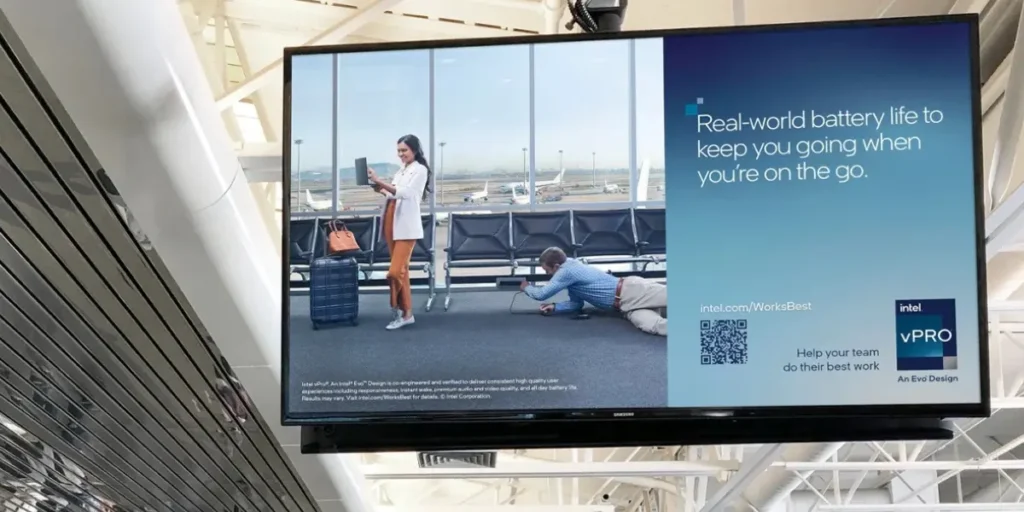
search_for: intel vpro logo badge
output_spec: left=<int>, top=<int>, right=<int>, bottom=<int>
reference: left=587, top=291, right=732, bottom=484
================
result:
left=895, top=299, right=957, bottom=371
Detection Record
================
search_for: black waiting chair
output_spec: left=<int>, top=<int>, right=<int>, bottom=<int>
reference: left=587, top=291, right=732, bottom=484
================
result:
left=370, top=214, right=438, bottom=311
left=289, top=219, right=320, bottom=281
left=510, top=211, right=574, bottom=266
left=632, top=208, right=666, bottom=271
left=443, top=212, right=513, bottom=311
left=570, top=208, right=644, bottom=264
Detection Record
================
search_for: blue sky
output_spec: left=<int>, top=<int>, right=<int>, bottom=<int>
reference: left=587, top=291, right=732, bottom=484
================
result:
left=289, top=37, right=665, bottom=173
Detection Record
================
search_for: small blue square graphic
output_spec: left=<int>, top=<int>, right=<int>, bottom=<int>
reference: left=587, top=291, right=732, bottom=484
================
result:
left=685, top=104, right=698, bottom=116
left=696, top=97, right=704, bottom=105
left=895, top=299, right=957, bottom=371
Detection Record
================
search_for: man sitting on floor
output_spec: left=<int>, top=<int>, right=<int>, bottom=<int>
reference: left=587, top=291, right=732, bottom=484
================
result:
left=519, top=247, right=667, bottom=336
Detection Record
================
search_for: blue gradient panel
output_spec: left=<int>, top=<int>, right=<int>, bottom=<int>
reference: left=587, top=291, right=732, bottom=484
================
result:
left=661, top=22, right=981, bottom=407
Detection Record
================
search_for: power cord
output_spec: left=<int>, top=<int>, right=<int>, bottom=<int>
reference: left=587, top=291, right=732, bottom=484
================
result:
left=510, top=291, right=590, bottom=320
left=566, top=0, right=599, bottom=33
left=509, top=291, right=534, bottom=315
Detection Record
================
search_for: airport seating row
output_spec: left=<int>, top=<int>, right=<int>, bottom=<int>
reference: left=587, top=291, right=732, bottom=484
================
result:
left=288, top=207, right=666, bottom=312
left=289, top=214, right=439, bottom=310
left=441, top=208, right=665, bottom=310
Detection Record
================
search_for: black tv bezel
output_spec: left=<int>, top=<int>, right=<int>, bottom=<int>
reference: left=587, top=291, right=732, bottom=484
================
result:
left=301, top=417, right=957, bottom=453
left=280, top=14, right=990, bottom=429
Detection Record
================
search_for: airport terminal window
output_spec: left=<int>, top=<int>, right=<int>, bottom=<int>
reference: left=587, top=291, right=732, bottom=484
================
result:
left=634, top=38, right=666, bottom=202
left=336, top=50, right=430, bottom=211
left=289, top=54, right=334, bottom=215
left=434, top=45, right=530, bottom=209
left=534, top=40, right=631, bottom=205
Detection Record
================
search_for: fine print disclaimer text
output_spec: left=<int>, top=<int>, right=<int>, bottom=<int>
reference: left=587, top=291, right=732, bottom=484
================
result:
left=299, top=378, right=578, bottom=402
left=783, top=348, right=881, bottom=373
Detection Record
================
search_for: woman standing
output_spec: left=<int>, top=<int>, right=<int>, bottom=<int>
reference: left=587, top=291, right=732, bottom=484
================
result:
left=367, top=134, right=432, bottom=330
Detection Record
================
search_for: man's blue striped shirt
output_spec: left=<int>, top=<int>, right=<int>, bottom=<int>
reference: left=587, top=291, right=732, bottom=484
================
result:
left=523, top=259, right=619, bottom=313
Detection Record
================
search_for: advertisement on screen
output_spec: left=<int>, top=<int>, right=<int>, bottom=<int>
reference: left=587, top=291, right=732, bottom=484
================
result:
left=282, top=18, right=984, bottom=421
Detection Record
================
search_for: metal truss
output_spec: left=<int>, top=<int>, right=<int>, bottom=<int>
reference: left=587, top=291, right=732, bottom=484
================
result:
left=180, top=0, right=553, bottom=154
left=216, top=0, right=406, bottom=110
left=362, top=460, right=738, bottom=479
left=362, top=309, right=1024, bottom=511
left=363, top=438, right=1024, bottom=511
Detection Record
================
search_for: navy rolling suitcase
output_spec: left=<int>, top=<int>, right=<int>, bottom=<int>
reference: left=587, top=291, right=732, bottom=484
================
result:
left=309, top=256, right=360, bottom=329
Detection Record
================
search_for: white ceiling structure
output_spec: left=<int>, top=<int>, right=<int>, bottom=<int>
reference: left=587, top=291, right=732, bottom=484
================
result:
left=177, top=0, right=1024, bottom=511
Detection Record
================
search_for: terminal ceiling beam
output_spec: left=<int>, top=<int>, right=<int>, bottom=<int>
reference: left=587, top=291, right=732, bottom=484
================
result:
left=222, top=0, right=528, bottom=47
left=543, top=0, right=566, bottom=33
left=584, top=447, right=645, bottom=504
left=731, top=444, right=845, bottom=512
left=183, top=0, right=244, bottom=143
left=821, top=504, right=1024, bottom=512
left=362, top=460, right=737, bottom=479
left=354, top=17, right=516, bottom=41
left=986, top=0, right=1024, bottom=211
left=700, top=444, right=782, bottom=512
left=985, top=5, right=1024, bottom=258
left=378, top=507, right=615, bottom=512
left=227, top=19, right=277, bottom=142
left=875, top=0, right=900, bottom=17
left=949, top=0, right=993, bottom=14
left=993, top=396, right=1024, bottom=407
left=777, top=460, right=1024, bottom=471
left=236, top=141, right=280, bottom=157
left=986, top=299, right=1024, bottom=311
left=889, top=431, right=1024, bottom=507
left=215, top=0, right=405, bottom=111
left=471, top=0, right=544, bottom=9
left=732, top=0, right=746, bottom=24
left=984, top=51, right=1013, bottom=116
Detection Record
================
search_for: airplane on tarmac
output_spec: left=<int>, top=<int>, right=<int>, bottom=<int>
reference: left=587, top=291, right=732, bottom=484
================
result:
left=464, top=181, right=489, bottom=203
left=509, top=186, right=529, bottom=205
left=503, top=168, right=566, bottom=195
left=635, top=159, right=653, bottom=201
left=540, top=168, right=566, bottom=186
left=304, top=190, right=334, bottom=211
left=603, top=180, right=621, bottom=194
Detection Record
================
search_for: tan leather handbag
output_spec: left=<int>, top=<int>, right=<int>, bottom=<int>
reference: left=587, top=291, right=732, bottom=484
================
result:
left=327, top=220, right=360, bottom=254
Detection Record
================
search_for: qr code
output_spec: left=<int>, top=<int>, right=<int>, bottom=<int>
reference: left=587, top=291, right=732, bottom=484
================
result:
left=700, top=319, right=748, bottom=365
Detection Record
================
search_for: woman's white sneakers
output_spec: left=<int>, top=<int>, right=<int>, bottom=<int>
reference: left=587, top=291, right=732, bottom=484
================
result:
left=386, top=315, right=415, bottom=330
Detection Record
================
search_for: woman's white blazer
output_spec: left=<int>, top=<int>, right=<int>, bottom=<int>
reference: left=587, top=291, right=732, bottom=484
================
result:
left=384, top=162, right=428, bottom=240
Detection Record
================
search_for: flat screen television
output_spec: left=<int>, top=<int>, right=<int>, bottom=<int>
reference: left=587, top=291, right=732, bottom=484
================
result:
left=281, top=14, right=988, bottom=450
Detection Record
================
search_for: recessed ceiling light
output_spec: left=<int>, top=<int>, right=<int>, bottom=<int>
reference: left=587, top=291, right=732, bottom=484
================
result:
left=501, top=78, right=512, bottom=83
left=440, top=58, right=456, bottom=64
